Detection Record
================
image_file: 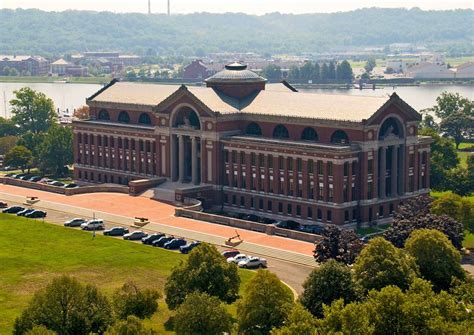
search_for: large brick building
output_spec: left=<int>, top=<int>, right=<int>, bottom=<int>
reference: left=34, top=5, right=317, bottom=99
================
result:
left=73, top=63, right=431, bottom=226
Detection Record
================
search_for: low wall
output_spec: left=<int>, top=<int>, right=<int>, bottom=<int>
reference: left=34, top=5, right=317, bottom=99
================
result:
left=175, top=207, right=321, bottom=243
left=0, top=177, right=129, bottom=195
left=129, top=177, right=167, bottom=195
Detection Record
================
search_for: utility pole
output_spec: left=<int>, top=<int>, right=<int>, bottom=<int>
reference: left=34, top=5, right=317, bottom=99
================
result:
left=148, top=0, right=151, bottom=14
left=167, top=0, right=170, bottom=16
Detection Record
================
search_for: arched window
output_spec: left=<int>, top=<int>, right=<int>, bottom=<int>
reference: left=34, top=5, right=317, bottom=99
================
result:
left=331, top=130, right=349, bottom=144
left=379, top=117, right=403, bottom=140
left=138, top=113, right=151, bottom=125
left=301, top=127, right=318, bottom=141
left=272, top=124, right=289, bottom=139
left=173, top=106, right=200, bottom=130
left=246, top=122, right=262, bottom=136
left=118, top=111, right=130, bottom=123
left=98, top=109, right=110, bottom=121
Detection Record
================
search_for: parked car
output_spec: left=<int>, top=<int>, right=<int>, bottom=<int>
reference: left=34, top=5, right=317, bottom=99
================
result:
left=14, top=174, right=26, bottom=179
left=123, top=230, right=148, bottom=240
left=142, top=233, right=165, bottom=245
left=299, top=224, right=324, bottom=234
left=221, top=249, right=240, bottom=259
left=238, top=256, right=267, bottom=269
left=2, top=206, right=25, bottom=214
left=180, top=241, right=201, bottom=254
left=0, top=201, right=8, bottom=208
left=243, top=214, right=260, bottom=222
left=164, top=238, right=187, bottom=250
left=39, top=178, right=53, bottom=184
left=64, top=218, right=87, bottom=227
left=48, top=181, right=65, bottom=187
left=152, top=236, right=174, bottom=247
left=25, top=210, right=47, bottom=218
left=227, top=254, right=249, bottom=264
left=19, top=174, right=34, bottom=180
left=260, top=217, right=276, bottom=224
left=81, top=219, right=105, bottom=231
left=3, top=166, right=17, bottom=171
left=28, top=176, right=42, bottom=182
left=17, top=208, right=35, bottom=216
left=274, top=220, right=300, bottom=230
left=64, top=183, right=79, bottom=189
left=104, top=227, right=129, bottom=236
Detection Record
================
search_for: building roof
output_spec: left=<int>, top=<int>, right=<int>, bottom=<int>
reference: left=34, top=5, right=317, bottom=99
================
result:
left=89, top=81, right=389, bottom=122
left=52, top=58, right=70, bottom=65
left=205, top=62, right=266, bottom=84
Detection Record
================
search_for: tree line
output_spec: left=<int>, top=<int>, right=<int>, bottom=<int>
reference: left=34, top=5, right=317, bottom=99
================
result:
left=261, top=60, right=353, bottom=82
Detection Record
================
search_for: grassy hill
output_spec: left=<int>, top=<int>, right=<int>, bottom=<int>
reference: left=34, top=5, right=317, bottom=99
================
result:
left=0, top=8, right=472, bottom=56
left=0, top=214, right=255, bottom=333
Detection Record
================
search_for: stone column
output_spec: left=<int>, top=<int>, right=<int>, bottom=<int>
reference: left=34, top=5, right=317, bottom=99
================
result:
left=178, top=135, right=185, bottom=183
left=391, top=145, right=398, bottom=196
left=380, top=146, right=386, bottom=198
left=171, top=135, right=177, bottom=181
left=192, top=136, right=198, bottom=185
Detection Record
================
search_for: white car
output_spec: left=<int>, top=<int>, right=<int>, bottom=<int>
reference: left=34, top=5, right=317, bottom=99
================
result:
left=238, top=257, right=267, bottom=269
left=64, top=218, right=86, bottom=227
left=227, top=254, right=248, bottom=264
left=81, top=219, right=105, bottom=231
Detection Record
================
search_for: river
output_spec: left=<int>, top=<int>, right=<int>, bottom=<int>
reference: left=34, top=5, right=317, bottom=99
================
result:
left=0, top=82, right=472, bottom=117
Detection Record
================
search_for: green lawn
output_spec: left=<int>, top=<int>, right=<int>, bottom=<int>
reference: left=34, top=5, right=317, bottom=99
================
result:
left=457, top=151, right=472, bottom=168
left=0, top=214, right=255, bottom=334
left=463, top=232, right=474, bottom=249
left=458, top=142, right=474, bottom=150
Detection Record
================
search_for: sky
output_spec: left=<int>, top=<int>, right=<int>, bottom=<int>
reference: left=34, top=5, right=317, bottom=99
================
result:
left=1, top=0, right=472, bottom=15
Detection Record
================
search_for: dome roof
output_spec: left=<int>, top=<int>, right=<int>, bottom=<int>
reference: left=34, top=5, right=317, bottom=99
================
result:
left=205, top=62, right=266, bottom=84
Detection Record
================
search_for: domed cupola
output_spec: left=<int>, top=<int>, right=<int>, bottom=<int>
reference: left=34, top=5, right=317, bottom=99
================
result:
left=205, top=62, right=267, bottom=99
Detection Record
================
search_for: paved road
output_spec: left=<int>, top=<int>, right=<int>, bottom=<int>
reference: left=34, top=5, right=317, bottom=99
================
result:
left=1, top=197, right=314, bottom=294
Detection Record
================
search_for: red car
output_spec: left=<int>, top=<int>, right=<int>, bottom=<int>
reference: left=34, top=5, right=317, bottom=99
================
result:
left=0, top=201, right=8, bottom=209
left=222, top=249, right=240, bottom=259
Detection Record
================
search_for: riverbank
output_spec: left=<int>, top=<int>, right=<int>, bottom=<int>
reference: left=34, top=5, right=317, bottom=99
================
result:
left=0, top=76, right=111, bottom=85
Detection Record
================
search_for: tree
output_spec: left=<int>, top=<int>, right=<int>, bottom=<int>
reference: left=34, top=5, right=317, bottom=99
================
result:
left=10, top=87, right=56, bottom=134
left=320, top=63, right=329, bottom=80
left=336, top=60, right=353, bottom=81
left=73, top=106, right=90, bottom=120
left=14, top=275, right=113, bottom=335
left=287, top=65, right=300, bottom=80
left=405, top=229, right=465, bottom=291
left=0, top=136, right=19, bottom=155
left=164, top=243, right=240, bottom=310
left=327, top=61, right=336, bottom=80
left=299, top=259, right=359, bottom=317
left=25, top=326, right=56, bottom=335
left=353, top=237, right=418, bottom=292
left=419, top=128, right=459, bottom=190
left=262, top=64, right=282, bottom=80
left=237, top=270, right=294, bottom=334
left=432, top=192, right=474, bottom=232
left=313, top=225, right=363, bottom=265
left=113, top=281, right=160, bottom=319
left=173, top=292, right=233, bottom=335
left=105, top=316, right=156, bottom=335
left=5, top=145, right=32, bottom=172
left=0, top=116, right=19, bottom=136
left=420, top=113, right=438, bottom=131
left=312, top=63, right=321, bottom=81
left=271, top=304, right=317, bottom=335
left=299, top=62, right=314, bottom=80
left=429, top=92, right=474, bottom=149
left=317, top=299, right=374, bottom=335
left=38, top=125, right=73, bottom=176
left=364, top=58, right=376, bottom=72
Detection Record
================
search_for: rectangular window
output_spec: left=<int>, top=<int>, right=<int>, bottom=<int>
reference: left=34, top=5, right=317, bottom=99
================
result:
left=367, top=182, right=373, bottom=199
left=240, top=152, right=246, bottom=165
left=368, top=159, right=373, bottom=174
left=318, top=183, right=324, bottom=201
left=259, top=199, right=264, bottom=210
left=297, top=158, right=302, bottom=172
left=296, top=205, right=301, bottom=216
left=352, top=161, right=356, bottom=175
left=98, top=136, right=102, bottom=146
left=352, top=184, right=356, bottom=200
left=344, top=210, right=349, bottom=222
left=241, top=173, right=246, bottom=189
left=307, top=207, right=313, bottom=219
left=268, top=155, right=274, bottom=168
left=409, top=153, right=414, bottom=167
left=224, top=194, right=228, bottom=204
left=250, top=197, right=255, bottom=209
left=343, top=184, right=348, bottom=202
left=344, top=162, right=349, bottom=176
left=328, top=186, right=334, bottom=202
left=268, top=201, right=273, bottom=211
left=232, top=195, right=236, bottom=205
left=327, top=162, right=333, bottom=176
left=287, top=204, right=292, bottom=214
left=232, top=151, right=236, bottom=163
left=279, top=156, right=284, bottom=170
left=318, top=160, right=323, bottom=175
left=224, top=150, right=229, bottom=162
left=288, top=157, right=294, bottom=170
left=251, top=153, right=256, bottom=166
left=240, top=196, right=245, bottom=207
left=308, top=159, right=314, bottom=173
left=309, top=182, right=314, bottom=199
left=278, top=202, right=283, bottom=213
left=327, top=210, right=332, bottom=222
left=289, top=179, right=294, bottom=196
left=259, top=154, right=265, bottom=167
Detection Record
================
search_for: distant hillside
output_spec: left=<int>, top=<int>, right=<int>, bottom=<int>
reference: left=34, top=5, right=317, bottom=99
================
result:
left=0, top=8, right=472, bottom=56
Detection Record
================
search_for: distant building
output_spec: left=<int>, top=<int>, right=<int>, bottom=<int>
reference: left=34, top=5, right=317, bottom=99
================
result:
left=51, top=58, right=88, bottom=77
left=0, top=55, right=49, bottom=76
left=454, top=61, right=474, bottom=79
left=183, top=60, right=212, bottom=79
left=404, top=62, right=454, bottom=79
left=72, top=52, right=141, bottom=68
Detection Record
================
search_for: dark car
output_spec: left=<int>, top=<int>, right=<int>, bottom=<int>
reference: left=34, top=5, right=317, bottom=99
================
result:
left=14, top=174, right=26, bottom=179
left=2, top=206, right=25, bottom=214
left=28, top=176, right=42, bottom=182
left=104, top=227, right=129, bottom=236
left=20, top=174, right=34, bottom=180
left=0, top=201, right=8, bottom=208
left=152, top=236, right=174, bottom=247
left=274, top=220, right=300, bottom=230
left=299, top=224, right=324, bottom=234
left=221, top=249, right=240, bottom=259
left=17, top=208, right=35, bottom=216
left=164, top=238, right=187, bottom=250
left=243, top=214, right=260, bottom=222
left=25, top=210, right=47, bottom=218
left=64, top=183, right=79, bottom=189
left=142, top=233, right=165, bottom=245
left=180, top=241, right=200, bottom=254
left=260, top=217, right=276, bottom=224
left=123, top=231, right=148, bottom=240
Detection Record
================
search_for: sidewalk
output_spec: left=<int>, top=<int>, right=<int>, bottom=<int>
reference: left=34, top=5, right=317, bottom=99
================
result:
left=0, top=185, right=316, bottom=266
